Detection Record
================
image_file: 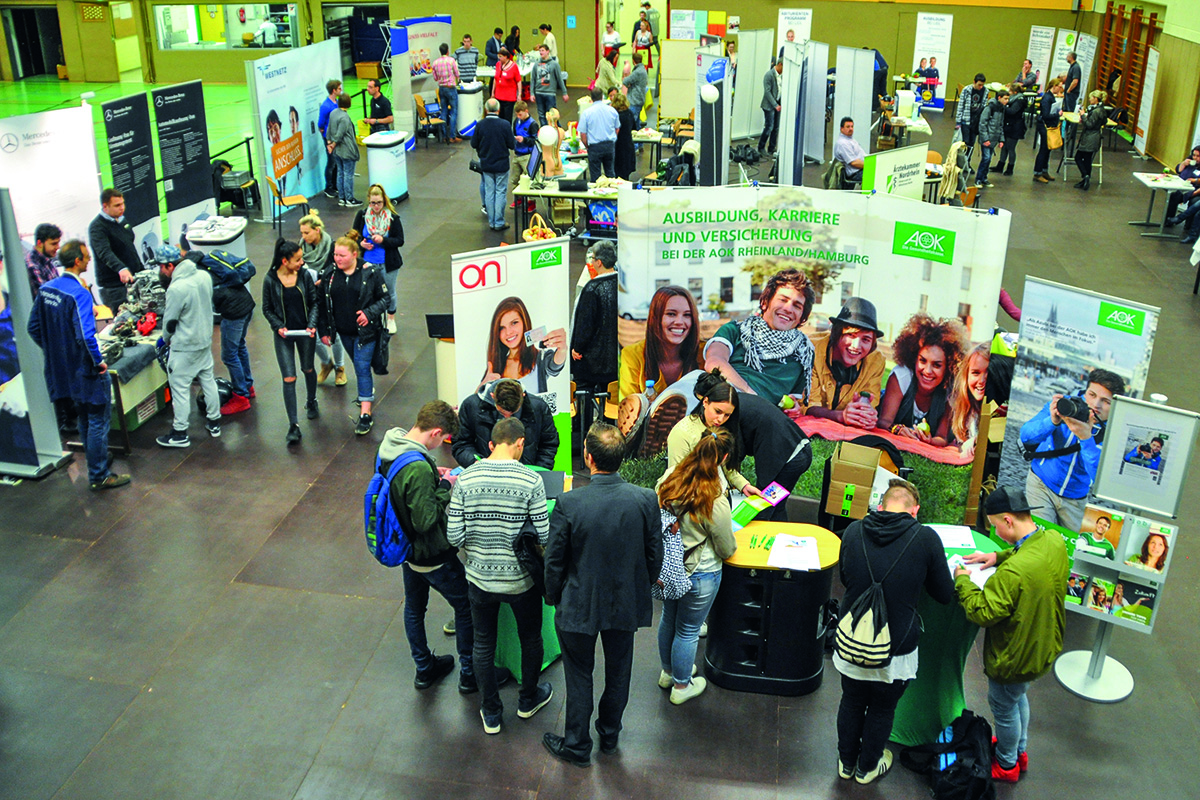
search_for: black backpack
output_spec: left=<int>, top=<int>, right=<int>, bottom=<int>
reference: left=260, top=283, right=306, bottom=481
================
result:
left=900, top=710, right=997, bottom=800
left=833, top=529, right=918, bottom=667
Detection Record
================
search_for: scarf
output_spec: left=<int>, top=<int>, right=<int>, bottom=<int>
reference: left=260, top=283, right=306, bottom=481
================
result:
left=736, top=315, right=814, bottom=396
left=365, top=205, right=391, bottom=239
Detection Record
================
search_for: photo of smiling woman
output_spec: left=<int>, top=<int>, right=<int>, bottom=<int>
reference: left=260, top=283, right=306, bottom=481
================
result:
left=876, top=313, right=966, bottom=445
left=479, top=296, right=567, bottom=395
left=948, top=342, right=991, bottom=455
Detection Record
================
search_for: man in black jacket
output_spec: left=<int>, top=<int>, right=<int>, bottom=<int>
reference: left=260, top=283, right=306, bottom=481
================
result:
left=542, top=424, right=662, bottom=767
left=834, top=479, right=955, bottom=785
left=570, top=241, right=619, bottom=433
left=184, top=242, right=257, bottom=415
left=471, top=98, right=516, bottom=231
left=88, top=188, right=142, bottom=310
left=453, top=378, right=559, bottom=469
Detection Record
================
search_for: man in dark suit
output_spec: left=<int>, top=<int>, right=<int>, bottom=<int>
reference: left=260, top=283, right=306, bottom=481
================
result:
left=542, top=423, right=662, bottom=767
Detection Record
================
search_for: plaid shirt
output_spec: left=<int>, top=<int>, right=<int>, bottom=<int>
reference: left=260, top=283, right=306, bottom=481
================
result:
left=25, top=248, right=60, bottom=294
left=432, top=55, right=460, bottom=88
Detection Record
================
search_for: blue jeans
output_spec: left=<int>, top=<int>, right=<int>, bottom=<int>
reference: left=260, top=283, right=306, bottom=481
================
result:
left=338, top=333, right=376, bottom=403
left=403, top=559, right=474, bottom=675
left=535, top=94, right=556, bottom=128
left=438, top=86, right=458, bottom=139
left=988, top=678, right=1030, bottom=769
left=336, top=155, right=357, bottom=201
left=658, top=568, right=722, bottom=685
left=219, top=315, right=253, bottom=397
left=480, top=171, right=507, bottom=228
left=759, top=107, right=779, bottom=152
left=976, top=144, right=995, bottom=184
left=78, top=395, right=112, bottom=484
left=382, top=267, right=398, bottom=314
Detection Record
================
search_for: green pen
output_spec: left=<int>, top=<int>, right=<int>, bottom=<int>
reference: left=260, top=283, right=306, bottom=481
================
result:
left=750, top=534, right=758, bottom=548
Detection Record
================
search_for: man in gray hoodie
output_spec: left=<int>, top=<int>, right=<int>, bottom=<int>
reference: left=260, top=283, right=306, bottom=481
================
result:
left=531, top=44, right=569, bottom=128
left=155, top=244, right=222, bottom=447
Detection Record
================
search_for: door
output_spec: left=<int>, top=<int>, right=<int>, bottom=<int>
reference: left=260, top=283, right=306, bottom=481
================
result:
left=505, top=0, right=564, bottom=60
left=2, top=7, right=61, bottom=78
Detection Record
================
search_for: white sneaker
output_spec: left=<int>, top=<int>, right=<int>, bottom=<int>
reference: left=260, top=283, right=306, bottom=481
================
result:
left=658, top=664, right=698, bottom=689
left=669, top=677, right=707, bottom=705
left=855, top=749, right=894, bottom=784
left=699, top=621, right=708, bottom=638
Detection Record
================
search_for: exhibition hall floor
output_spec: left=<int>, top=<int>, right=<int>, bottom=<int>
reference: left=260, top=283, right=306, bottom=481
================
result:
left=1, top=90, right=1199, bottom=800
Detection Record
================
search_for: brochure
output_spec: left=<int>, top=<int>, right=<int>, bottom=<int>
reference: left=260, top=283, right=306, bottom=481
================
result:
left=765, top=534, right=821, bottom=571
left=1087, top=577, right=1115, bottom=613
left=1066, top=570, right=1089, bottom=605
left=731, top=481, right=791, bottom=527
left=1075, top=504, right=1123, bottom=561
left=929, top=524, right=977, bottom=551
left=947, top=554, right=995, bottom=590
left=1121, top=517, right=1174, bottom=576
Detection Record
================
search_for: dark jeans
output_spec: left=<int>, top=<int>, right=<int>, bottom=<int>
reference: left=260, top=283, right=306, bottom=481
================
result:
left=98, top=285, right=127, bottom=311
left=996, top=135, right=1020, bottom=169
left=586, top=140, right=616, bottom=182
left=556, top=627, right=635, bottom=759
left=1076, top=148, right=1095, bottom=179
left=759, top=107, right=779, bottom=153
left=468, top=583, right=544, bottom=715
left=975, top=144, right=995, bottom=183
left=403, top=559, right=474, bottom=675
left=1171, top=196, right=1200, bottom=234
left=1033, top=121, right=1053, bottom=175
left=535, top=94, right=557, bottom=128
left=837, top=674, right=910, bottom=772
left=324, top=148, right=337, bottom=192
left=78, top=396, right=113, bottom=484
left=219, top=315, right=253, bottom=397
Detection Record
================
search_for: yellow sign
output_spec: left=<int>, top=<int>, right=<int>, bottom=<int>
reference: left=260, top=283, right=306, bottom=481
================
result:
left=271, top=132, right=303, bottom=177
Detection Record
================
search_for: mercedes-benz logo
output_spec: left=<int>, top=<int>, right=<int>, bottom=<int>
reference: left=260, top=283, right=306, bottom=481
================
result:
left=105, top=109, right=113, bottom=121
left=155, top=96, right=164, bottom=107
left=0, top=133, right=18, bottom=154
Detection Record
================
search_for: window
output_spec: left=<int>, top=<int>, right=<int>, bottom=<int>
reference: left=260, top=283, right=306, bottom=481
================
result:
left=720, top=277, right=734, bottom=303
left=654, top=278, right=670, bottom=290
left=919, top=294, right=929, bottom=313
left=841, top=281, right=854, bottom=305
left=688, top=278, right=703, bottom=300
left=922, top=262, right=932, bottom=281
left=960, top=268, right=972, bottom=291
left=153, top=4, right=296, bottom=51
left=750, top=283, right=763, bottom=302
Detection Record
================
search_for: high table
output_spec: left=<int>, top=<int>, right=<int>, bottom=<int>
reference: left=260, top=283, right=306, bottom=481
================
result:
left=705, top=521, right=841, bottom=696
left=890, top=529, right=1002, bottom=746
left=362, top=131, right=409, bottom=202
left=1129, top=172, right=1194, bottom=239
left=513, top=182, right=618, bottom=236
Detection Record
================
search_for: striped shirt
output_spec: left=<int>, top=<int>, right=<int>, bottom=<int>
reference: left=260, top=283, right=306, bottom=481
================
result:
left=454, top=46, right=479, bottom=83
left=447, top=459, right=549, bottom=594
left=432, top=55, right=460, bottom=88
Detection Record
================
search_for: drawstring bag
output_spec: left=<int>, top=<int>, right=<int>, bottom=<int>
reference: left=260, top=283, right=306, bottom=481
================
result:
left=651, top=508, right=692, bottom=601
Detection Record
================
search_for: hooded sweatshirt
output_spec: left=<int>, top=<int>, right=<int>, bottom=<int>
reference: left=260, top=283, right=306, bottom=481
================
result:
left=451, top=379, right=559, bottom=469
left=838, top=510, right=956, bottom=657
left=378, top=428, right=457, bottom=568
left=161, top=258, right=214, bottom=353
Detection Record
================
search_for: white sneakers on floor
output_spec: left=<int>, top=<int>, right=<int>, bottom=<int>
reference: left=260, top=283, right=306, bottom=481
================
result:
left=669, top=677, right=707, bottom=705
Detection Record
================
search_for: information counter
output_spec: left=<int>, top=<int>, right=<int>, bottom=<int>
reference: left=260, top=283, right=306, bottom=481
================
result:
left=457, top=83, right=485, bottom=137
left=185, top=216, right=248, bottom=259
left=362, top=131, right=410, bottom=203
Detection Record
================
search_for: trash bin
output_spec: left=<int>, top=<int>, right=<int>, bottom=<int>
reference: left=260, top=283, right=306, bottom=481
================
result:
left=457, top=82, right=485, bottom=137
left=363, top=131, right=409, bottom=203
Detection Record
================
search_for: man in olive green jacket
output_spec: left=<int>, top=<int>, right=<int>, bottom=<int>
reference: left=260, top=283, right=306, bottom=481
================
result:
left=955, top=486, right=1068, bottom=784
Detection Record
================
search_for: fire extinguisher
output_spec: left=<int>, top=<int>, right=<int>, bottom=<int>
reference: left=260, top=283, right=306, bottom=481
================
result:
left=238, top=7, right=245, bottom=23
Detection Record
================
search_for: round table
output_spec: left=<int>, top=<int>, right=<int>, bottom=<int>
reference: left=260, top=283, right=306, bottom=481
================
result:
left=890, top=529, right=1002, bottom=746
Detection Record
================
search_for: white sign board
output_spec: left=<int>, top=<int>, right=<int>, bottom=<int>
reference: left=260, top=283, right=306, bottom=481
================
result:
left=776, top=9, right=812, bottom=54
left=1027, top=25, right=1055, bottom=88
left=1050, top=28, right=1078, bottom=82
left=1075, top=32, right=1099, bottom=101
left=863, top=143, right=930, bottom=200
left=1134, top=46, right=1159, bottom=156
left=913, top=13, right=952, bottom=109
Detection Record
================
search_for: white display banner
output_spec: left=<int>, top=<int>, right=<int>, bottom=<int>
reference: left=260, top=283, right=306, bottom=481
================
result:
left=616, top=184, right=1010, bottom=345
left=804, top=41, right=829, bottom=164
left=732, top=28, right=773, bottom=141
left=1027, top=25, right=1055, bottom=89
left=778, top=41, right=807, bottom=186
left=1075, top=32, right=1099, bottom=102
left=862, top=143, right=929, bottom=200
left=834, top=46, right=874, bottom=154
left=912, top=13, right=952, bottom=109
left=247, top=39, right=342, bottom=204
left=389, top=26, right=415, bottom=139
left=1050, top=28, right=1078, bottom=83
left=1134, top=46, right=1159, bottom=156
left=402, top=15, right=452, bottom=103
left=670, top=10, right=698, bottom=40
left=450, top=237, right=571, bottom=471
left=776, top=9, right=812, bottom=55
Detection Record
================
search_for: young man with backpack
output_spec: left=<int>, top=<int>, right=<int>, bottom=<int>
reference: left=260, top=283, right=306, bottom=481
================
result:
left=183, top=240, right=256, bottom=415
left=834, top=478, right=955, bottom=784
left=374, top=400, right=482, bottom=693
left=955, top=486, right=1069, bottom=783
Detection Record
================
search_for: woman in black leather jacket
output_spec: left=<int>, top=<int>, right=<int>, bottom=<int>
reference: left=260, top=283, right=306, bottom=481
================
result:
left=262, top=238, right=320, bottom=445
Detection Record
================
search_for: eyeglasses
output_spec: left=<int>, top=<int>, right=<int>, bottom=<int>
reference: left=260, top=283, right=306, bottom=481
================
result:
left=369, top=200, right=384, bottom=207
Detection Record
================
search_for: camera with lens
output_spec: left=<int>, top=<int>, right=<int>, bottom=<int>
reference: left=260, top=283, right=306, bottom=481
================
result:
left=1056, top=395, right=1092, bottom=423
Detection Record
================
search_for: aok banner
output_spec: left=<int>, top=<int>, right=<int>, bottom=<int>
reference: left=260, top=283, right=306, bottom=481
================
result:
left=998, top=277, right=1159, bottom=533
left=451, top=238, right=572, bottom=472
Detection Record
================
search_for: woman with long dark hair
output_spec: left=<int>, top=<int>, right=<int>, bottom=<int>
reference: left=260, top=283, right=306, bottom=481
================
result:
left=619, top=286, right=702, bottom=401
left=504, top=25, right=521, bottom=57
left=877, top=313, right=966, bottom=445
left=479, top=296, right=566, bottom=394
left=663, top=370, right=761, bottom=497
left=352, top=184, right=404, bottom=334
left=261, top=238, right=320, bottom=445
left=656, top=428, right=738, bottom=704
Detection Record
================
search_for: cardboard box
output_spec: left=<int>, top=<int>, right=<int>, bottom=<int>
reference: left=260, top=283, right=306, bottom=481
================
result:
left=828, top=480, right=872, bottom=519
left=824, top=442, right=884, bottom=519
left=355, top=61, right=383, bottom=79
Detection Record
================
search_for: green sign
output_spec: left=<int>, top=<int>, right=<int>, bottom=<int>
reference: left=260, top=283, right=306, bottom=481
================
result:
left=531, top=246, right=562, bottom=269
left=892, top=222, right=956, bottom=265
left=1097, top=301, right=1145, bottom=335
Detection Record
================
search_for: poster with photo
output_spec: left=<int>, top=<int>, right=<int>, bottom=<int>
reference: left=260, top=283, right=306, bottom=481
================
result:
left=912, top=13, right=952, bottom=109
left=451, top=238, right=571, bottom=472
left=1092, top=396, right=1199, bottom=519
left=1087, top=576, right=1114, bottom=613
left=776, top=8, right=812, bottom=52
left=1075, top=504, right=1122, bottom=561
left=999, top=277, right=1158, bottom=532
left=1066, top=570, right=1088, bottom=604
left=1120, top=517, right=1174, bottom=577
left=1110, top=578, right=1155, bottom=626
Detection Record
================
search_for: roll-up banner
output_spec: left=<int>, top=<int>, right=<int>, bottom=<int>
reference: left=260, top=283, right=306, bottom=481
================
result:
left=775, top=9, right=812, bottom=56
left=777, top=41, right=807, bottom=186
left=912, top=13, right=952, bottom=111
left=1134, top=47, right=1158, bottom=157
left=102, top=94, right=161, bottom=267
left=402, top=15, right=452, bottom=104
left=247, top=39, right=342, bottom=216
left=1050, top=28, right=1077, bottom=82
left=998, top=276, right=1159, bottom=533
left=151, top=81, right=214, bottom=245
left=804, top=41, right=828, bottom=164
left=389, top=26, right=415, bottom=142
left=450, top=238, right=572, bottom=472
left=1027, top=26, right=1055, bottom=88
left=731, top=29, right=772, bottom=142
left=1075, top=32, right=1099, bottom=101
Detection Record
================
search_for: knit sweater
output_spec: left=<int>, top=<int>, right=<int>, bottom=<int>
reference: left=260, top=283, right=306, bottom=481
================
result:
left=446, top=459, right=549, bottom=594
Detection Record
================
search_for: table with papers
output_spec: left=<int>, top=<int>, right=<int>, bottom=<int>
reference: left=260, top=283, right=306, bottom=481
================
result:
left=1129, top=172, right=1194, bottom=239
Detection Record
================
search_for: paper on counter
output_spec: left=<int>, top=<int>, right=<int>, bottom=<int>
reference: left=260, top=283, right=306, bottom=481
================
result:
left=947, top=554, right=995, bottom=589
left=766, top=534, right=821, bottom=571
left=929, top=524, right=978, bottom=550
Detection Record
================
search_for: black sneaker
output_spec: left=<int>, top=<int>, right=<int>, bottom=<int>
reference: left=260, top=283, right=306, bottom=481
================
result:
left=90, top=473, right=132, bottom=491
left=156, top=429, right=190, bottom=448
left=306, top=399, right=320, bottom=420
left=413, top=653, right=455, bottom=690
left=205, top=419, right=221, bottom=438
left=323, top=189, right=338, bottom=199
left=458, top=672, right=479, bottom=695
left=286, top=424, right=302, bottom=445
left=355, top=414, right=373, bottom=436
left=517, top=682, right=553, bottom=719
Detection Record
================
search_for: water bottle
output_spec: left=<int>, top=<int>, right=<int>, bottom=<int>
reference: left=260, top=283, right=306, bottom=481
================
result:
left=645, top=379, right=657, bottom=401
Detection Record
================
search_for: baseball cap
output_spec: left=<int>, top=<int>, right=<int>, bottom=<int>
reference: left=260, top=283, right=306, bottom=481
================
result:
left=153, top=244, right=182, bottom=265
left=984, top=486, right=1032, bottom=516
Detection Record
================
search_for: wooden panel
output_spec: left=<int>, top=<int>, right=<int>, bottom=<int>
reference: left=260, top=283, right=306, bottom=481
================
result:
left=1146, top=32, right=1200, bottom=164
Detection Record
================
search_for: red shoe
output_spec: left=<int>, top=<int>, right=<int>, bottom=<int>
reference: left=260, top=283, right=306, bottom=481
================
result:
left=248, top=387, right=256, bottom=398
left=526, top=200, right=536, bottom=212
left=220, top=394, right=251, bottom=416
left=1017, top=751, right=1028, bottom=773
left=991, top=758, right=1020, bottom=783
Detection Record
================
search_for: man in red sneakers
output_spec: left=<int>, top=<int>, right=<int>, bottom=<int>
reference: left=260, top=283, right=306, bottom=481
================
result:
left=954, top=487, right=1068, bottom=782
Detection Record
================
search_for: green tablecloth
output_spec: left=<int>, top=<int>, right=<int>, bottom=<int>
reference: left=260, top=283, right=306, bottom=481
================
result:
left=494, top=494, right=561, bottom=681
left=890, top=530, right=1002, bottom=747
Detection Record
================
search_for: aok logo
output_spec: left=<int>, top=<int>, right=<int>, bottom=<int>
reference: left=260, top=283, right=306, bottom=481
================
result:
left=531, top=246, right=562, bottom=269
left=453, top=257, right=506, bottom=294
left=1097, top=301, right=1145, bottom=335
left=892, top=222, right=956, bottom=265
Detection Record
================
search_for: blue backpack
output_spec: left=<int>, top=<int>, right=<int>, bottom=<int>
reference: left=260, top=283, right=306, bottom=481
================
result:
left=364, top=450, right=425, bottom=567
left=199, top=249, right=256, bottom=288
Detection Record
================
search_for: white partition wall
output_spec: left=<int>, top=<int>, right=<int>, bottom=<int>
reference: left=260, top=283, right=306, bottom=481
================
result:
left=834, top=46, right=875, bottom=154
left=777, top=41, right=807, bottom=186
left=732, top=29, right=773, bottom=141
left=692, top=42, right=724, bottom=147
left=659, top=39, right=700, bottom=119
left=804, top=41, right=829, bottom=163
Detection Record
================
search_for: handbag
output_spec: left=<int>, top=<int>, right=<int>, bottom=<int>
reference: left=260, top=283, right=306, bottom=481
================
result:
left=1046, top=124, right=1063, bottom=150
left=651, top=508, right=693, bottom=601
left=469, top=158, right=483, bottom=174
left=514, top=516, right=546, bottom=598
left=371, top=324, right=392, bottom=375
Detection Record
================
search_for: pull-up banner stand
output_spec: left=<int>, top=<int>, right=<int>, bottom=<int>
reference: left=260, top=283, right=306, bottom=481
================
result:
left=912, top=13, right=952, bottom=111
left=834, top=46, right=874, bottom=155
left=151, top=81, right=214, bottom=244
left=102, top=93, right=162, bottom=266
left=731, top=29, right=772, bottom=142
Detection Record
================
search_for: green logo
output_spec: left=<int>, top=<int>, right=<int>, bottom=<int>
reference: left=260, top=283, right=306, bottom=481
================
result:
left=892, top=222, right=956, bottom=265
left=1097, top=301, right=1145, bottom=335
left=531, top=246, right=561, bottom=269
left=885, top=174, right=897, bottom=194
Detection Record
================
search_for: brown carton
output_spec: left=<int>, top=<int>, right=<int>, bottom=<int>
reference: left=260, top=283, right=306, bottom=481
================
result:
left=824, top=442, right=884, bottom=520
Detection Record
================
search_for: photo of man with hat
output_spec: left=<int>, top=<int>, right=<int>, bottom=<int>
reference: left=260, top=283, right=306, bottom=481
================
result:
left=954, top=486, right=1069, bottom=784
left=801, top=297, right=885, bottom=429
